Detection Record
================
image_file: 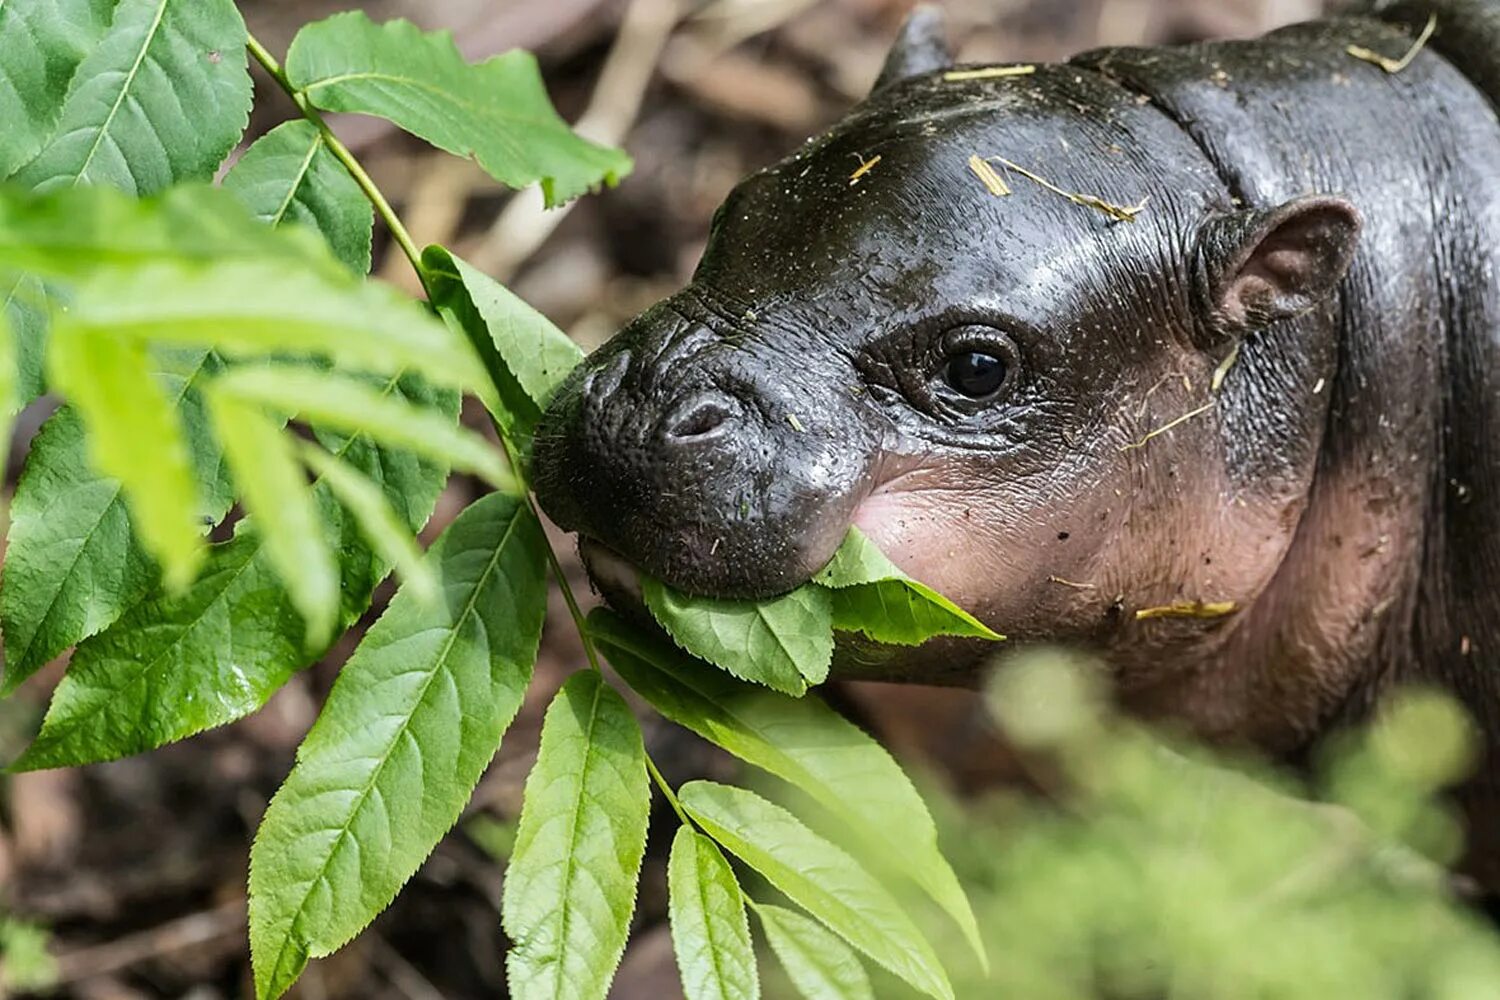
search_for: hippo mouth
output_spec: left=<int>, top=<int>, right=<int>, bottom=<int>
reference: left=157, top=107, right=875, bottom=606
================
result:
left=577, top=537, right=649, bottom=622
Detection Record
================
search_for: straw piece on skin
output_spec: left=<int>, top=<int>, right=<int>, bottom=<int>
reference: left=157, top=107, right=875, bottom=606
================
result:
left=968, top=154, right=1012, bottom=196
left=943, top=65, right=1037, bottom=82
left=1347, top=13, right=1437, bottom=74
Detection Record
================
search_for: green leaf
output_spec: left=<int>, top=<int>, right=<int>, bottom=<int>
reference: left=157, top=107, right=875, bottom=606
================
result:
left=668, top=827, right=759, bottom=1000
left=503, top=671, right=651, bottom=1000
left=0, top=292, right=17, bottom=456
left=295, top=440, right=436, bottom=604
left=222, top=119, right=373, bottom=275
left=285, top=12, right=630, bottom=207
left=11, top=526, right=299, bottom=770
left=680, top=782, right=952, bottom=1000
left=814, top=528, right=1003, bottom=644
left=421, top=246, right=582, bottom=435
left=9, top=374, right=453, bottom=769
left=752, top=903, right=873, bottom=1000
left=1, top=346, right=234, bottom=694
left=207, top=388, right=337, bottom=648
left=0, top=188, right=479, bottom=405
left=12, top=0, right=252, bottom=195
left=0, top=183, right=341, bottom=279
left=590, top=609, right=985, bottom=970
left=1, top=275, right=48, bottom=405
left=249, top=492, right=548, bottom=1000
left=58, top=259, right=489, bottom=403
left=0, top=0, right=115, bottom=180
left=210, top=364, right=512, bottom=490
left=641, top=578, right=831, bottom=696
left=44, top=323, right=202, bottom=589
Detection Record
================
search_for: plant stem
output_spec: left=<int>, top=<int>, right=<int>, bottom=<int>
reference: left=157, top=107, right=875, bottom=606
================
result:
left=646, top=751, right=692, bottom=827
left=244, top=32, right=425, bottom=275
left=497, top=437, right=604, bottom=674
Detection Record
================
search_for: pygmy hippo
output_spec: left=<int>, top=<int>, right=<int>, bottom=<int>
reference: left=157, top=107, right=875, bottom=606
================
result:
left=533, top=1, right=1500, bottom=881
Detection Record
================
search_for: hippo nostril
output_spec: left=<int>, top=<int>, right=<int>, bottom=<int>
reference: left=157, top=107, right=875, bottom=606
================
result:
left=664, top=395, right=735, bottom=441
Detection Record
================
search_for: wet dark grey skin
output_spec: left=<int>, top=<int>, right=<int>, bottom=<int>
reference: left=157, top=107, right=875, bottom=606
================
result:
left=534, top=1, right=1500, bottom=880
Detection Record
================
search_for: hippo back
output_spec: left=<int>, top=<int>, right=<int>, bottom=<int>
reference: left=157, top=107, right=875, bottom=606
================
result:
left=1368, top=0, right=1500, bottom=109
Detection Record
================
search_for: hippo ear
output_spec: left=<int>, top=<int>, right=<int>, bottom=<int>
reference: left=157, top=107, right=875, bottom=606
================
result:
left=1199, top=195, right=1363, bottom=337
left=873, top=4, right=953, bottom=93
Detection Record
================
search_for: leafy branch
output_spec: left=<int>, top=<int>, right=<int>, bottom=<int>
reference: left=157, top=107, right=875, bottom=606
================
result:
left=0, top=4, right=989, bottom=1000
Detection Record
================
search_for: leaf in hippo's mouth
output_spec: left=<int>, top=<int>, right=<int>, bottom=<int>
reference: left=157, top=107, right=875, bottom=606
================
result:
left=636, top=526, right=1002, bottom=696
left=814, top=527, right=1004, bottom=646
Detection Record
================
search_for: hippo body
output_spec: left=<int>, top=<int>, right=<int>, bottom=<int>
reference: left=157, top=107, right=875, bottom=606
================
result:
left=535, top=2, right=1500, bottom=881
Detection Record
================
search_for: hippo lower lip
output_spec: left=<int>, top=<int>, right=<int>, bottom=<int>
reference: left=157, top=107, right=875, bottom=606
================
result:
left=578, top=538, right=648, bottom=621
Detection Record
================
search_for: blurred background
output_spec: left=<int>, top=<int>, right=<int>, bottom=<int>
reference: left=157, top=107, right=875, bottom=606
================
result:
left=9, top=0, right=1451, bottom=997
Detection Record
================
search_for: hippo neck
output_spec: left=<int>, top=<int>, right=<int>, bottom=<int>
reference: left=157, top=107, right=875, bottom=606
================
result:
left=1079, top=13, right=1500, bottom=756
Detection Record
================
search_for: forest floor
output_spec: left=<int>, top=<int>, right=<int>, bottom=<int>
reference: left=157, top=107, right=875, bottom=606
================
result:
left=0, top=0, right=1323, bottom=996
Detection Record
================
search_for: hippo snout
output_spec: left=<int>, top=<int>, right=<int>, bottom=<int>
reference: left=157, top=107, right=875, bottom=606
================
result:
left=532, top=299, right=880, bottom=600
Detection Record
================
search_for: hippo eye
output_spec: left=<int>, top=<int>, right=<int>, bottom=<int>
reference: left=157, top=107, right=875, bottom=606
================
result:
left=944, top=351, right=1007, bottom=398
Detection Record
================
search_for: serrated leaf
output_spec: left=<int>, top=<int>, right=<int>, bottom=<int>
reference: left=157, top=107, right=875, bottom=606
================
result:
left=44, top=323, right=202, bottom=589
left=9, top=374, right=453, bottom=770
left=590, top=609, right=985, bottom=970
left=421, top=246, right=582, bottom=439
left=1, top=275, right=48, bottom=405
left=250, top=492, right=547, bottom=1000
left=210, top=364, right=512, bottom=490
left=422, top=249, right=538, bottom=447
left=0, top=0, right=116, bottom=180
left=0, top=182, right=352, bottom=694
left=503, top=671, right=651, bottom=1000
left=207, top=388, right=337, bottom=648
left=222, top=119, right=372, bottom=275
left=668, top=827, right=759, bottom=1000
left=752, top=902, right=873, bottom=1000
left=681, top=782, right=952, bottom=1000
left=12, top=0, right=252, bottom=195
left=295, top=440, right=436, bottom=603
left=11, top=525, right=298, bottom=771
left=285, top=12, right=630, bottom=207
left=641, top=577, right=831, bottom=695
left=814, top=528, right=1003, bottom=644
left=1, top=348, right=235, bottom=695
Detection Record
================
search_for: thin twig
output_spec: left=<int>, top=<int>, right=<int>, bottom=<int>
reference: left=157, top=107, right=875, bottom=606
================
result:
left=52, top=899, right=246, bottom=985
left=968, top=154, right=1012, bottom=196
left=1134, top=600, right=1238, bottom=621
left=848, top=155, right=881, bottom=186
left=1210, top=343, right=1240, bottom=393
left=1119, top=401, right=1215, bottom=452
left=989, top=156, right=1148, bottom=222
left=1347, top=13, right=1437, bottom=74
left=646, top=751, right=692, bottom=827
left=944, top=65, right=1036, bottom=82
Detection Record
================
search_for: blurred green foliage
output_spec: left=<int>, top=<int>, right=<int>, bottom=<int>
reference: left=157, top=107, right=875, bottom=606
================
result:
left=0, top=915, right=56, bottom=993
left=799, top=650, right=1500, bottom=1000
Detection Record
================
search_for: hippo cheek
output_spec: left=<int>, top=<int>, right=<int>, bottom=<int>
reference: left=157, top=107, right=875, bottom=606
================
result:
left=852, top=467, right=1123, bottom=637
left=533, top=336, right=882, bottom=600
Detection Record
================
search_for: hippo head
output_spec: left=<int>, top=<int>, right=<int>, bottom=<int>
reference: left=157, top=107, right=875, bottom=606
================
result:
left=534, top=11, right=1361, bottom=684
